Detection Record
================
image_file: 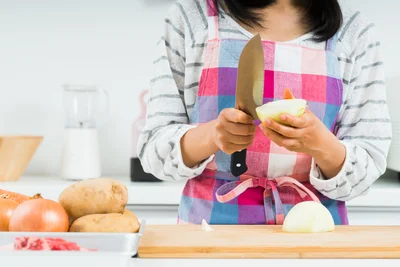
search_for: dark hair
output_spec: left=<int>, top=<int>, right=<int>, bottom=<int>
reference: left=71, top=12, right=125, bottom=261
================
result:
left=217, top=0, right=343, bottom=43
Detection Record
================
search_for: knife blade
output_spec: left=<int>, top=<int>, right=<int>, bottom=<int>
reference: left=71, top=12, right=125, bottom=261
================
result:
left=230, top=33, right=265, bottom=177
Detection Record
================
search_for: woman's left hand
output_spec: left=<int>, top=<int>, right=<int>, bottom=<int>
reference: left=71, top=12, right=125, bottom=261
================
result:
left=259, top=109, right=331, bottom=157
left=259, top=109, right=346, bottom=178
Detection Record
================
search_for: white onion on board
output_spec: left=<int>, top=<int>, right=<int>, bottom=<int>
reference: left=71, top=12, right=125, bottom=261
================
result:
left=282, top=201, right=335, bottom=233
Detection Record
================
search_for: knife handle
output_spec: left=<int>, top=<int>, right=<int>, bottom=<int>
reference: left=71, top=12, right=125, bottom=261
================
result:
left=230, top=149, right=248, bottom=177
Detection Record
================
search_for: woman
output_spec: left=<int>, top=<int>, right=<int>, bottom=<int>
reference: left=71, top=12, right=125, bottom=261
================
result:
left=138, top=0, right=392, bottom=225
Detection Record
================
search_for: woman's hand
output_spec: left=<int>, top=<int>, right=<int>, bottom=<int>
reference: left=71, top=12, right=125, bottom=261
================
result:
left=259, top=109, right=326, bottom=155
left=210, top=108, right=257, bottom=155
left=181, top=108, right=256, bottom=168
left=259, top=109, right=346, bottom=178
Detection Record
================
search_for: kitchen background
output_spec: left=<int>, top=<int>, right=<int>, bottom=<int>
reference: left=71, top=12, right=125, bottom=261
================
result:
left=0, top=0, right=399, bottom=177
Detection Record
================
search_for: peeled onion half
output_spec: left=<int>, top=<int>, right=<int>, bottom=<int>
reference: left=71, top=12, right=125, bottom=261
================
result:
left=282, top=201, right=335, bottom=233
left=256, top=99, right=307, bottom=124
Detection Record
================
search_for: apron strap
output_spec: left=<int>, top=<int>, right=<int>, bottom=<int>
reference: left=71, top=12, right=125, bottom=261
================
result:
left=206, top=0, right=219, bottom=40
left=275, top=177, right=321, bottom=202
left=215, top=179, right=255, bottom=203
left=265, top=181, right=285, bottom=225
left=326, top=32, right=339, bottom=51
left=215, top=177, right=321, bottom=224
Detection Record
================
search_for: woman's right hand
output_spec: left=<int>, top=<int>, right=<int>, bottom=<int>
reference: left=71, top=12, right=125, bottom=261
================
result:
left=181, top=108, right=256, bottom=168
left=209, top=108, right=257, bottom=155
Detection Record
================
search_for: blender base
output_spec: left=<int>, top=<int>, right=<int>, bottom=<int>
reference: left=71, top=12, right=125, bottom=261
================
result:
left=130, top=158, right=162, bottom=182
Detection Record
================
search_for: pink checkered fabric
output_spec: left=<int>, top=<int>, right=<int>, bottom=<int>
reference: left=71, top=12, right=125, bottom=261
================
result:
left=177, top=0, right=348, bottom=225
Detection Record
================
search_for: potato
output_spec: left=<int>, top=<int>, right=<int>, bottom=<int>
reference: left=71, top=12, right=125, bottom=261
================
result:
left=58, top=178, right=128, bottom=221
left=69, top=210, right=140, bottom=233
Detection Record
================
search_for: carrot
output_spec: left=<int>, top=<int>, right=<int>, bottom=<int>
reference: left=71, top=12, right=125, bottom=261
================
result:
left=0, top=189, right=42, bottom=204
left=283, top=88, right=295, bottom=99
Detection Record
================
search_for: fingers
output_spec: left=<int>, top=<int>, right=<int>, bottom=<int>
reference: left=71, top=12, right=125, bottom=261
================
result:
left=278, top=110, right=311, bottom=128
left=221, top=108, right=254, bottom=125
left=262, top=119, right=303, bottom=138
left=221, top=120, right=257, bottom=136
left=218, top=108, right=257, bottom=136
left=281, top=139, right=301, bottom=150
left=260, top=124, right=301, bottom=150
left=214, top=108, right=257, bottom=154
left=259, top=124, right=286, bottom=147
left=214, top=126, right=254, bottom=155
left=219, top=142, right=253, bottom=155
left=216, top=128, right=255, bottom=145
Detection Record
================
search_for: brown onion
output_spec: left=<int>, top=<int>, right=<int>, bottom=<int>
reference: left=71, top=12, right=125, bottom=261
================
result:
left=0, top=189, right=42, bottom=204
left=0, top=199, right=19, bottom=231
left=9, top=199, right=69, bottom=232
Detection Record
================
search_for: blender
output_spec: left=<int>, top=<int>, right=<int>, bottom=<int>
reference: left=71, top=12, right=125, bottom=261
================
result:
left=60, top=84, right=109, bottom=180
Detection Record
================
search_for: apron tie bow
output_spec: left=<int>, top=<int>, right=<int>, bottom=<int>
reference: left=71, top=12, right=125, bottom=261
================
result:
left=215, top=176, right=320, bottom=225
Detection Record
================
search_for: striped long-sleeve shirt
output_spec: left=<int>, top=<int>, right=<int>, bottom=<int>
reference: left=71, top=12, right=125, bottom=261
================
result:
left=137, top=0, right=392, bottom=202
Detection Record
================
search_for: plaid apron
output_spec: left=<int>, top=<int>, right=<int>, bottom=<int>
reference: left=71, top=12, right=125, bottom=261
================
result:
left=177, top=0, right=348, bottom=225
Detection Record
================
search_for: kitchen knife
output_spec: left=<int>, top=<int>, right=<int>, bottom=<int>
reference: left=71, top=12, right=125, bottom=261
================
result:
left=230, top=33, right=265, bottom=177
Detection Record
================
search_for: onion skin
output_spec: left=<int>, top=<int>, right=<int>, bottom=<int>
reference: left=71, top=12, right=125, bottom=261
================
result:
left=0, top=199, right=19, bottom=231
left=9, top=199, right=69, bottom=232
left=0, top=189, right=42, bottom=204
left=283, top=88, right=295, bottom=99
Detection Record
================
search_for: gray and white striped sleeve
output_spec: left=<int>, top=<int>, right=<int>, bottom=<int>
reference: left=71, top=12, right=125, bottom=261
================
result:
left=310, top=17, right=392, bottom=201
left=137, top=3, right=213, bottom=182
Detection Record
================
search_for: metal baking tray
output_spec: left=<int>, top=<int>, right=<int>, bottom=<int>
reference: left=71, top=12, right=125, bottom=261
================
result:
left=0, top=219, right=146, bottom=267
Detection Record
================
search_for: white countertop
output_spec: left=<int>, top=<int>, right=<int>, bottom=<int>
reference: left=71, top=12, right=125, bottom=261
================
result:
left=131, top=259, right=400, bottom=267
left=2, top=256, right=400, bottom=267
left=0, top=171, right=399, bottom=208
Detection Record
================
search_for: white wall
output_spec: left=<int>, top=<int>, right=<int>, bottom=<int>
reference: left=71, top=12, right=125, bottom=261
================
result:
left=0, top=0, right=399, bottom=176
left=345, top=0, right=399, bottom=79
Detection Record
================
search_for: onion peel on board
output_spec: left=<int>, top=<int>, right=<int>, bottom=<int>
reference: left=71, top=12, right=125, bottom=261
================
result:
left=201, top=219, right=214, bottom=232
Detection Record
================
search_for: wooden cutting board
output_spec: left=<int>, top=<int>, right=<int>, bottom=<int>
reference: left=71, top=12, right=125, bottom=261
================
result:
left=138, top=225, right=400, bottom=259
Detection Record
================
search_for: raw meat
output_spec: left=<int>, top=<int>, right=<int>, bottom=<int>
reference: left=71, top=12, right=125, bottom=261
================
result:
left=13, top=237, right=96, bottom=251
